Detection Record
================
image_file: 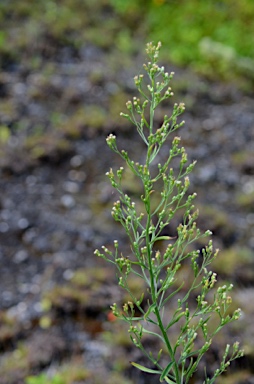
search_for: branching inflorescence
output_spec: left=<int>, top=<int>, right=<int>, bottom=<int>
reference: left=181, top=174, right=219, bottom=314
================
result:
left=94, top=42, right=243, bottom=384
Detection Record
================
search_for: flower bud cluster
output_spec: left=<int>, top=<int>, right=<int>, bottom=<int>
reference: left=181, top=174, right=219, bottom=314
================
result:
left=164, top=87, right=174, bottom=98
left=134, top=74, right=144, bottom=87
left=180, top=151, right=188, bottom=165
left=145, top=41, right=162, bottom=58
left=106, top=168, right=117, bottom=188
left=116, top=256, right=131, bottom=275
left=233, top=308, right=242, bottom=320
left=110, top=303, right=120, bottom=317
left=106, top=133, right=117, bottom=151
left=116, top=167, right=124, bottom=180
left=170, top=139, right=182, bottom=158
left=111, top=200, right=121, bottom=221
left=94, top=246, right=113, bottom=261
left=123, top=301, right=135, bottom=317
left=163, top=243, right=174, bottom=260
left=185, top=160, right=197, bottom=175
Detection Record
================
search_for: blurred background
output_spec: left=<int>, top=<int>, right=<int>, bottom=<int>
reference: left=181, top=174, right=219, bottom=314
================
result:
left=0, top=0, right=253, bottom=383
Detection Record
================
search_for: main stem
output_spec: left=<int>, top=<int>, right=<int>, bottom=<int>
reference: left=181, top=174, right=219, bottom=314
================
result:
left=144, top=182, right=180, bottom=383
left=142, top=69, right=180, bottom=383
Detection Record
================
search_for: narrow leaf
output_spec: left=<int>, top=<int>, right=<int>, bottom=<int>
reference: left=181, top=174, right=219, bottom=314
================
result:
left=144, top=302, right=157, bottom=320
left=131, top=362, right=161, bottom=374
left=154, top=236, right=176, bottom=242
left=164, top=376, right=177, bottom=384
left=142, top=328, right=164, bottom=343
left=160, top=361, right=174, bottom=382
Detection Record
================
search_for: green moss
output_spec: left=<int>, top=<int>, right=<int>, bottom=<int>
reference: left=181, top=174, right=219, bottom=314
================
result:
left=197, top=204, right=235, bottom=240
left=25, top=359, right=91, bottom=384
left=216, top=370, right=253, bottom=384
left=43, top=284, right=90, bottom=310
left=83, top=105, right=107, bottom=129
left=0, top=343, right=30, bottom=381
left=122, top=275, right=146, bottom=304
left=236, top=191, right=254, bottom=211
left=108, top=91, right=135, bottom=129
left=102, top=328, right=133, bottom=348
left=212, top=246, right=254, bottom=276
left=0, top=310, right=19, bottom=343
left=60, top=106, right=108, bottom=138
left=24, top=134, right=71, bottom=160
left=232, top=150, right=254, bottom=170
left=103, top=372, right=134, bottom=384
left=0, top=100, right=17, bottom=120
left=0, top=125, right=10, bottom=143
left=70, top=267, right=114, bottom=287
left=43, top=266, right=115, bottom=312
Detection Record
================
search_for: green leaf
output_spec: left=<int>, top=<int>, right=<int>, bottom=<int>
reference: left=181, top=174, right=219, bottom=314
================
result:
left=153, top=235, right=176, bottom=242
left=131, top=362, right=161, bottom=374
left=160, top=361, right=175, bottom=382
left=164, top=376, right=177, bottom=384
left=142, top=328, right=164, bottom=343
left=144, top=302, right=157, bottom=320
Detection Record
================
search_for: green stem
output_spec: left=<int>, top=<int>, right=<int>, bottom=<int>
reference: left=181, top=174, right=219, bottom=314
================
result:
left=143, top=78, right=181, bottom=383
left=145, top=187, right=180, bottom=383
left=149, top=75, right=155, bottom=136
left=155, top=306, right=180, bottom=383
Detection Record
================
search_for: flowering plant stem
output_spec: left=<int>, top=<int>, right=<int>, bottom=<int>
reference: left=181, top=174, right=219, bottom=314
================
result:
left=95, top=42, right=243, bottom=383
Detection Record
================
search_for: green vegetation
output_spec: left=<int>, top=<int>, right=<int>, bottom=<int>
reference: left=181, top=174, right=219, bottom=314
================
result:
left=152, top=2, right=253, bottom=64
left=111, top=0, right=254, bottom=80
left=1, top=0, right=254, bottom=79
left=25, top=362, right=91, bottom=384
